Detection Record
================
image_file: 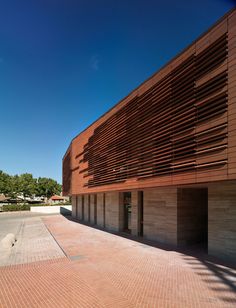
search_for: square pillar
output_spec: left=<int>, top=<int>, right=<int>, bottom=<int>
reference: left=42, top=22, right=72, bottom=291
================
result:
left=208, top=181, right=236, bottom=263
left=77, top=195, right=83, bottom=220
left=97, top=193, right=105, bottom=228
left=90, top=194, right=96, bottom=225
left=71, top=195, right=77, bottom=218
left=83, top=194, right=90, bottom=223
left=105, top=192, right=122, bottom=232
left=143, top=188, right=178, bottom=245
left=131, top=191, right=139, bottom=236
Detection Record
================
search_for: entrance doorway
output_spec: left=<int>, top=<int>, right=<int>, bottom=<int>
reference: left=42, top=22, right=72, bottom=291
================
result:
left=138, top=191, right=144, bottom=236
left=123, top=192, right=131, bottom=233
left=177, top=188, right=208, bottom=250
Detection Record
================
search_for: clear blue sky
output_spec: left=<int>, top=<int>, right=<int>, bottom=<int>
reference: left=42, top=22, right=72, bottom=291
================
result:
left=0, top=0, right=235, bottom=183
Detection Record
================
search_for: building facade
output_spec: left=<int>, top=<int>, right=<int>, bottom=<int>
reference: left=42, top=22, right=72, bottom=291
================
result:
left=63, top=9, right=236, bottom=262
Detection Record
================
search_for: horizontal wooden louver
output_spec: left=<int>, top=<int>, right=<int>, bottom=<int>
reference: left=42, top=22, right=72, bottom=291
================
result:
left=73, top=32, right=229, bottom=188
left=195, top=34, right=227, bottom=80
left=196, top=92, right=228, bottom=123
left=196, top=71, right=227, bottom=101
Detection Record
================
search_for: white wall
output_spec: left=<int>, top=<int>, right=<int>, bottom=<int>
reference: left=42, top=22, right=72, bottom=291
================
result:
left=30, top=205, right=72, bottom=214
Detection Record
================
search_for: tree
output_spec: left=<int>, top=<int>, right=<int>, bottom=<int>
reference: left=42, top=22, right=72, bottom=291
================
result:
left=10, top=175, right=20, bottom=197
left=0, top=171, right=61, bottom=198
left=36, top=177, right=61, bottom=198
left=18, top=173, right=37, bottom=197
left=0, top=170, right=11, bottom=195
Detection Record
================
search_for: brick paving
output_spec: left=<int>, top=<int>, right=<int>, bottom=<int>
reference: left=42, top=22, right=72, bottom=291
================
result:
left=0, top=215, right=236, bottom=307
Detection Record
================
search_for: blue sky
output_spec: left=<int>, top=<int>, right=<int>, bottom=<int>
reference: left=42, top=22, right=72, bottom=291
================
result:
left=0, top=0, right=235, bottom=183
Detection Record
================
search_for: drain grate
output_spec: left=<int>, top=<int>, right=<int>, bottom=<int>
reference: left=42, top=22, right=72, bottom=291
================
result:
left=69, top=255, right=85, bottom=261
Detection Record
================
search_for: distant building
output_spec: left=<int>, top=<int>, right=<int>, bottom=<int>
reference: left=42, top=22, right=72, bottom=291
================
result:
left=0, top=194, right=9, bottom=203
left=0, top=195, right=10, bottom=211
left=63, top=9, right=236, bottom=263
left=49, top=195, right=68, bottom=204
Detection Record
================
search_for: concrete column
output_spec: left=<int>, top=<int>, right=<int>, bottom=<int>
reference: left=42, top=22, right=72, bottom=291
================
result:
left=71, top=195, right=77, bottom=218
left=131, top=191, right=139, bottom=236
left=208, top=181, right=236, bottom=263
left=105, top=192, right=122, bottom=232
left=84, top=194, right=90, bottom=222
left=143, top=188, right=178, bottom=245
left=97, top=193, right=105, bottom=227
left=118, top=192, right=124, bottom=231
left=90, top=194, right=95, bottom=224
left=77, top=195, right=83, bottom=220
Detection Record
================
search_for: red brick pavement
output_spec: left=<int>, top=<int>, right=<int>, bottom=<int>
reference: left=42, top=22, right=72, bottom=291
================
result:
left=0, top=215, right=236, bottom=308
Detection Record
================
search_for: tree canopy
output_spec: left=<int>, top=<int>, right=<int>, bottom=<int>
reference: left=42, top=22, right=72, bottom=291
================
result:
left=36, top=177, right=62, bottom=198
left=0, top=170, right=61, bottom=198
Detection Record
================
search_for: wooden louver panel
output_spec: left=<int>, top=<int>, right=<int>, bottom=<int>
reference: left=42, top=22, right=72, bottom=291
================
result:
left=76, top=34, right=228, bottom=187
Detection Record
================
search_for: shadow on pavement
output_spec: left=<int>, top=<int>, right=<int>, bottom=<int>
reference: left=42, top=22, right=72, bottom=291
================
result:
left=67, top=215, right=236, bottom=304
left=60, top=207, right=72, bottom=216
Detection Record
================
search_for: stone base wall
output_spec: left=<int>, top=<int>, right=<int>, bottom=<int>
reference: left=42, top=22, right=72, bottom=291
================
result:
left=90, top=194, right=96, bottom=225
left=72, top=180, right=236, bottom=263
left=31, top=205, right=72, bottom=214
left=97, top=193, right=105, bottom=228
left=131, top=191, right=139, bottom=236
left=105, top=192, right=122, bottom=232
left=77, top=195, right=83, bottom=220
left=71, top=195, right=77, bottom=218
left=143, top=188, right=178, bottom=245
left=208, top=181, right=236, bottom=263
left=83, top=195, right=90, bottom=222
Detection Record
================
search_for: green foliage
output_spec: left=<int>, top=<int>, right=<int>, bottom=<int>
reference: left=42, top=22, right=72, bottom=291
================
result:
left=1, top=203, right=70, bottom=212
left=36, top=177, right=61, bottom=198
left=0, top=170, right=62, bottom=198
left=0, top=170, right=11, bottom=195
left=19, top=173, right=38, bottom=197
left=10, top=175, right=20, bottom=197
left=2, top=204, right=30, bottom=212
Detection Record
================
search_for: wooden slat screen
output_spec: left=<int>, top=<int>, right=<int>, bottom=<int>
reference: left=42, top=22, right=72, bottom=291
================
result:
left=74, top=34, right=228, bottom=188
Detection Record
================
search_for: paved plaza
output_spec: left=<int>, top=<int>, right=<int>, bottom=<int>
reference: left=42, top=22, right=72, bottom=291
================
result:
left=0, top=213, right=236, bottom=307
left=0, top=212, right=64, bottom=266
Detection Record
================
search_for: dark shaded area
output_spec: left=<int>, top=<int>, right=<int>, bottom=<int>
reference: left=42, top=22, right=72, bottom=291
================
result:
left=60, top=206, right=72, bottom=216
left=177, top=188, right=208, bottom=247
